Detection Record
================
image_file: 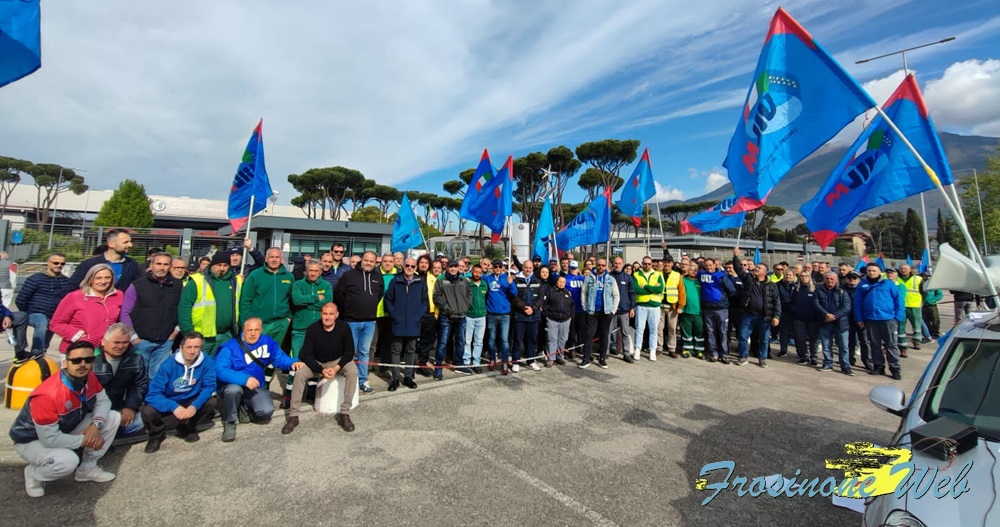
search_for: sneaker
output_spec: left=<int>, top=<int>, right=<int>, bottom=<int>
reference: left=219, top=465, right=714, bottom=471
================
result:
left=578, top=361, right=590, bottom=369
left=598, top=359, right=609, bottom=369
left=511, top=364, right=520, bottom=373
left=144, top=434, right=165, bottom=453
left=455, top=367, right=473, bottom=376
left=335, top=413, right=355, bottom=432
left=24, top=466, right=44, bottom=498
left=529, top=362, right=541, bottom=371
left=624, top=354, right=635, bottom=364
left=758, top=359, right=768, bottom=368
left=472, top=366, right=484, bottom=374
left=817, top=365, right=833, bottom=372
left=719, top=357, right=730, bottom=365
left=777, top=351, right=788, bottom=358
left=649, top=355, right=657, bottom=362
left=402, top=378, right=418, bottom=389
left=809, top=360, right=818, bottom=367
left=237, top=406, right=251, bottom=424
left=544, top=361, right=553, bottom=368
left=736, top=358, right=747, bottom=366
left=841, top=369, right=856, bottom=377
left=554, top=357, right=566, bottom=365
left=921, top=337, right=931, bottom=344
left=281, top=416, right=299, bottom=435
left=433, top=373, right=443, bottom=381
left=74, top=465, right=116, bottom=483
left=891, top=369, right=902, bottom=381
left=707, top=356, right=717, bottom=363
left=222, top=422, right=237, bottom=442
left=360, top=383, right=375, bottom=394
left=796, top=358, right=810, bottom=365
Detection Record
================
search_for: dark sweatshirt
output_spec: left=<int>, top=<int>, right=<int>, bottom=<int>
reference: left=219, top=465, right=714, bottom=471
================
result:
left=299, top=320, right=355, bottom=372
left=334, top=267, right=384, bottom=322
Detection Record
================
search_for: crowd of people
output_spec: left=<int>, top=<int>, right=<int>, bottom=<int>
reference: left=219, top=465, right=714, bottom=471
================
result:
left=5, top=228, right=960, bottom=497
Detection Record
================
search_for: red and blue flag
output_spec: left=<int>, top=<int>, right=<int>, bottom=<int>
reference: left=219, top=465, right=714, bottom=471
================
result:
left=723, top=7, right=875, bottom=213
left=680, top=196, right=746, bottom=235
left=227, top=119, right=273, bottom=232
left=616, top=148, right=655, bottom=227
left=799, top=75, right=952, bottom=249
left=459, top=150, right=515, bottom=242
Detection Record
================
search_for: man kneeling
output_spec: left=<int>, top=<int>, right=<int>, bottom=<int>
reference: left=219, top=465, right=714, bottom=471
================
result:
left=283, top=302, right=358, bottom=434
left=8, top=341, right=121, bottom=497
left=216, top=317, right=304, bottom=442
left=140, top=332, right=218, bottom=453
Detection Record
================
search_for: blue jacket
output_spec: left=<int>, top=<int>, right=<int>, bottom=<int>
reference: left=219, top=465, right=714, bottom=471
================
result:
left=215, top=334, right=296, bottom=387
left=814, top=284, right=851, bottom=330
left=145, top=351, right=217, bottom=412
left=483, top=272, right=517, bottom=315
left=565, top=272, right=586, bottom=313
left=854, top=277, right=905, bottom=322
left=610, top=270, right=635, bottom=314
left=16, top=272, right=71, bottom=318
left=698, top=270, right=735, bottom=310
left=321, top=263, right=350, bottom=290
left=582, top=271, right=620, bottom=315
left=384, top=273, right=428, bottom=337
left=512, top=274, right=544, bottom=323
left=792, top=286, right=823, bottom=322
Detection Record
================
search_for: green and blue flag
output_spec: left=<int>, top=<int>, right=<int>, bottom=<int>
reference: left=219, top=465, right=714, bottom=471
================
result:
left=227, top=119, right=273, bottom=232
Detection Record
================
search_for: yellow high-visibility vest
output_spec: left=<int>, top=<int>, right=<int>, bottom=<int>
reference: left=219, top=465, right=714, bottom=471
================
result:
left=900, top=275, right=922, bottom=308
left=634, top=271, right=663, bottom=305
left=664, top=271, right=681, bottom=304
left=189, top=273, right=243, bottom=338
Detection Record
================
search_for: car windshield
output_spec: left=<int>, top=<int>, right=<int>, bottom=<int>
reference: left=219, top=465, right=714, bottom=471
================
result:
left=923, top=338, right=1000, bottom=440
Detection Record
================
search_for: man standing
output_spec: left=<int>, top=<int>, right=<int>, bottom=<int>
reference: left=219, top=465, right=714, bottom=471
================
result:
left=896, top=264, right=924, bottom=350
left=416, top=255, right=438, bottom=377
left=141, top=332, right=218, bottom=452
left=334, top=251, right=384, bottom=394
left=679, top=262, right=704, bottom=358
left=321, top=243, right=350, bottom=289
left=564, top=261, right=586, bottom=359
left=579, top=259, right=619, bottom=369
left=120, top=252, right=182, bottom=378
left=92, top=324, right=149, bottom=437
left=842, top=271, right=869, bottom=369
left=13, top=253, right=70, bottom=359
left=511, top=260, right=545, bottom=372
left=371, top=253, right=396, bottom=374
left=921, top=273, right=943, bottom=339
left=464, top=264, right=488, bottom=373
left=63, top=228, right=141, bottom=297
left=215, top=318, right=305, bottom=442
left=229, top=238, right=266, bottom=277
left=385, top=258, right=427, bottom=390
left=290, top=261, right=332, bottom=357
left=170, top=257, right=190, bottom=286
left=9, top=341, right=121, bottom=497
left=434, top=260, right=471, bottom=377
left=658, top=255, right=686, bottom=359
left=699, top=258, right=736, bottom=364
left=730, top=250, right=780, bottom=367
left=283, top=303, right=359, bottom=434
left=855, top=263, right=905, bottom=380
left=632, top=257, right=663, bottom=362
left=239, top=247, right=294, bottom=344
left=483, top=261, right=517, bottom=374
left=178, top=252, right=242, bottom=356
left=608, top=257, right=636, bottom=363
left=815, top=272, right=853, bottom=375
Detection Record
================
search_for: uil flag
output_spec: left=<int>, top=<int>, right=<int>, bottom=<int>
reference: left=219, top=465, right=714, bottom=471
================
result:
left=459, top=150, right=513, bottom=242
left=556, top=187, right=612, bottom=250
left=799, top=75, right=953, bottom=249
left=0, top=0, right=40, bottom=88
left=533, top=197, right=555, bottom=264
left=918, top=248, right=930, bottom=274
left=754, top=248, right=761, bottom=266
left=680, top=196, right=747, bottom=235
left=227, top=119, right=273, bottom=232
left=875, top=253, right=885, bottom=271
left=392, top=193, right=424, bottom=253
left=616, top=148, right=655, bottom=227
left=723, top=7, right=876, bottom=213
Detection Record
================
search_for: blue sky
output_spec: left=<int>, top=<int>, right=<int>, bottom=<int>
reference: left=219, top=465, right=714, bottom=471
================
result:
left=0, top=0, right=997, bottom=215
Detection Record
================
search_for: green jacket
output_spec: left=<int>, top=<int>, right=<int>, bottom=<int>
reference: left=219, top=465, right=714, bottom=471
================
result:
left=681, top=276, right=702, bottom=315
left=467, top=279, right=488, bottom=318
left=178, top=270, right=240, bottom=335
left=239, top=265, right=293, bottom=325
left=290, top=277, right=333, bottom=330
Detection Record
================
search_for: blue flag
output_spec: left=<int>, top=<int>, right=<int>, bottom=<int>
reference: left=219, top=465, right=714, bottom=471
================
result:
left=0, top=0, right=40, bottom=89
left=723, top=8, right=875, bottom=213
left=227, top=119, right=272, bottom=232
left=906, top=254, right=913, bottom=267
left=918, top=248, right=929, bottom=274
left=459, top=150, right=513, bottom=242
left=680, top=195, right=747, bottom=234
left=392, top=193, right=424, bottom=254
left=556, top=187, right=611, bottom=251
left=754, top=248, right=761, bottom=266
left=533, top=197, right=555, bottom=264
left=616, top=148, right=655, bottom=227
left=800, top=75, right=953, bottom=249
left=875, top=253, right=885, bottom=271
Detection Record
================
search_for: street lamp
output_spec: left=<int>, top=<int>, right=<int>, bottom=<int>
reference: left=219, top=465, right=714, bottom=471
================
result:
left=48, top=167, right=85, bottom=250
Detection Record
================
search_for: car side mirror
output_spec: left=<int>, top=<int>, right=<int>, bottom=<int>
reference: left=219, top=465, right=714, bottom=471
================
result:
left=869, top=385, right=907, bottom=417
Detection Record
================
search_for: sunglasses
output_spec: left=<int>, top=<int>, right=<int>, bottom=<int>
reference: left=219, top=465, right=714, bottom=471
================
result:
left=332, top=250, right=344, bottom=254
left=404, top=264, right=416, bottom=268
left=67, top=356, right=97, bottom=365
left=50, top=262, right=66, bottom=266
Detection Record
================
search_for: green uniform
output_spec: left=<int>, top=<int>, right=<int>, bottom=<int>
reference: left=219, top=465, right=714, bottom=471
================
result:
left=289, top=277, right=333, bottom=357
left=679, top=276, right=704, bottom=357
left=468, top=280, right=488, bottom=318
left=239, top=264, right=294, bottom=344
left=177, top=270, right=241, bottom=356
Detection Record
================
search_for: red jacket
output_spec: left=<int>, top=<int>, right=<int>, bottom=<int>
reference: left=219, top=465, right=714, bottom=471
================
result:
left=49, top=289, right=123, bottom=352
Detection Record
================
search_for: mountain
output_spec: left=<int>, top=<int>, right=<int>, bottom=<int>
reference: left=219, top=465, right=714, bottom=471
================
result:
left=681, top=132, right=999, bottom=229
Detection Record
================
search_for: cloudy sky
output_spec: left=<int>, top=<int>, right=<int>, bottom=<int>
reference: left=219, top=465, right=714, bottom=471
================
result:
left=0, top=0, right=998, bottom=209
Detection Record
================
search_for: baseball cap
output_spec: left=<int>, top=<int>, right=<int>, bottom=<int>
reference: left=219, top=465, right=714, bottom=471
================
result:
left=569, top=261, right=579, bottom=269
left=448, top=259, right=459, bottom=267
left=846, top=271, right=860, bottom=279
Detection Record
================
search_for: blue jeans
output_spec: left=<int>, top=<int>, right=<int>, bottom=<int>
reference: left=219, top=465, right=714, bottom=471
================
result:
left=221, top=383, right=274, bottom=423
left=818, top=323, right=850, bottom=370
left=133, top=339, right=174, bottom=379
left=117, top=412, right=145, bottom=437
left=464, top=316, right=486, bottom=365
left=486, top=314, right=510, bottom=363
left=437, top=317, right=466, bottom=372
left=737, top=314, right=771, bottom=360
left=12, top=312, right=52, bottom=358
left=347, top=321, right=375, bottom=387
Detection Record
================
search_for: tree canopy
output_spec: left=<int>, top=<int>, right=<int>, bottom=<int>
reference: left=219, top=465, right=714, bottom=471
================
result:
left=94, top=179, right=154, bottom=228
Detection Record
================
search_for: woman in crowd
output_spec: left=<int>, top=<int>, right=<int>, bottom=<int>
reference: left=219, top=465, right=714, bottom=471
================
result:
left=543, top=275, right=574, bottom=366
left=49, top=263, right=123, bottom=353
left=791, top=269, right=821, bottom=366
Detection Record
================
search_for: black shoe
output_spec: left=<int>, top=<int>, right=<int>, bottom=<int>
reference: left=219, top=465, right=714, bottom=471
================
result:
left=777, top=351, right=788, bottom=358
left=841, top=369, right=855, bottom=377
left=183, top=431, right=200, bottom=443
left=707, top=356, right=717, bottom=363
left=472, top=366, right=484, bottom=374
left=810, top=360, right=818, bottom=367
left=891, top=369, right=902, bottom=381
left=144, top=435, right=165, bottom=454
left=720, top=357, right=730, bottom=365
left=387, top=380, right=399, bottom=392
left=598, top=359, right=608, bottom=369
left=237, top=406, right=251, bottom=424
left=417, top=366, right=432, bottom=377
left=869, top=367, right=885, bottom=376
left=610, top=349, right=619, bottom=356
left=796, top=358, right=810, bottom=365
left=402, top=378, right=417, bottom=389
left=578, top=361, right=590, bottom=369
left=554, top=357, right=566, bottom=366
left=623, top=354, right=634, bottom=364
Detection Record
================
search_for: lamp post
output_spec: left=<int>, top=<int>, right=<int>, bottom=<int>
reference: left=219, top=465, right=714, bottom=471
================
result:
left=47, top=167, right=85, bottom=250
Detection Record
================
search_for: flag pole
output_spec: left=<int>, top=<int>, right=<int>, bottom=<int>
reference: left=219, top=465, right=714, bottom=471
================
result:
left=644, top=203, right=650, bottom=255
left=654, top=201, right=666, bottom=249
left=240, top=195, right=255, bottom=277
left=873, top=105, right=998, bottom=301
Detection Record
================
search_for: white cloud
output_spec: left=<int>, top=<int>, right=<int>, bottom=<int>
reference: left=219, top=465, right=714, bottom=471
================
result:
left=647, top=181, right=684, bottom=204
left=705, top=172, right=728, bottom=193
left=924, top=59, right=1000, bottom=136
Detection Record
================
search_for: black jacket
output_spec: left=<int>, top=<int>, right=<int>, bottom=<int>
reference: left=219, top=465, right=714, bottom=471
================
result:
left=92, top=349, right=149, bottom=411
left=63, top=254, right=141, bottom=299
left=610, top=269, right=636, bottom=314
left=731, top=256, right=780, bottom=319
left=791, top=285, right=823, bottom=322
left=512, top=274, right=545, bottom=323
left=125, top=272, right=182, bottom=342
left=434, top=272, right=472, bottom=319
left=334, top=267, right=384, bottom=322
left=815, top=285, right=851, bottom=330
left=544, top=287, right=574, bottom=322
